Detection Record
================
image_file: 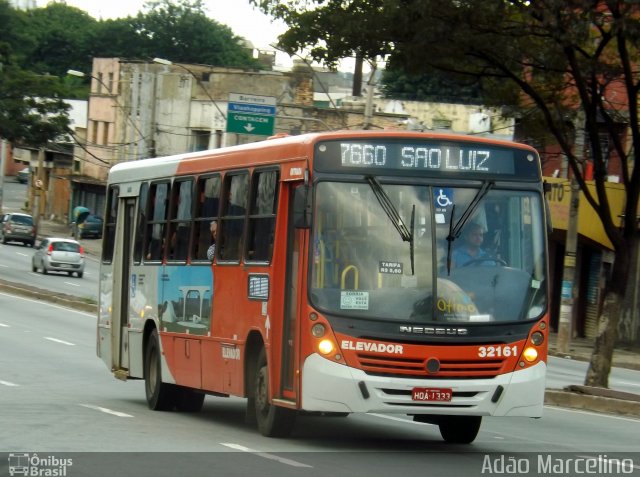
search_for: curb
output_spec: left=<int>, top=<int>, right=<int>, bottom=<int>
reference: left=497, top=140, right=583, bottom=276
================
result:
left=0, top=279, right=97, bottom=314
left=544, top=390, right=640, bottom=417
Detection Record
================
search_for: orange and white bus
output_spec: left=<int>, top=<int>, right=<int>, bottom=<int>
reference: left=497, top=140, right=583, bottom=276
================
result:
left=97, top=130, right=549, bottom=443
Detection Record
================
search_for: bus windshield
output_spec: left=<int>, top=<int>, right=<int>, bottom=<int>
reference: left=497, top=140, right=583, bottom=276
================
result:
left=310, top=180, right=547, bottom=324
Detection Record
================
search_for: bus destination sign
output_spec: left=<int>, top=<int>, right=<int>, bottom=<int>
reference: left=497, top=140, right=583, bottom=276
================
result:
left=314, top=139, right=540, bottom=179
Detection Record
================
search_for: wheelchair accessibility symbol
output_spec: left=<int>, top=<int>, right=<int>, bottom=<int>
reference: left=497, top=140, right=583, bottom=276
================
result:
left=435, top=188, right=453, bottom=208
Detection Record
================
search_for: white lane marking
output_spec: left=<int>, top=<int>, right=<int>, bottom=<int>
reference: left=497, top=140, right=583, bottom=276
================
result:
left=44, top=337, right=76, bottom=346
left=0, top=380, right=19, bottom=387
left=369, top=413, right=435, bottom=426
left=0, top=323, right=9, bottom=327
left=545, top=405, right=640, bottom=422
left=80, top=404, right=134, bottom=418
left=0, top=264, right=8, bottom=268
left=0, top=292, right=93, bottom=317
left=576, top=454, right=640, bottom=471
left=63, top=281, right=81, bottom=287
left=611, top=380, right=640, bottom=388
left=220, top=443, right=312, bottom=468
left=16, top=252, right=29, bottom=257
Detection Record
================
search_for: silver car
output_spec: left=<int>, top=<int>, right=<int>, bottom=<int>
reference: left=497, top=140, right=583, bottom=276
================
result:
left=32, top=238, right=85, bottom=278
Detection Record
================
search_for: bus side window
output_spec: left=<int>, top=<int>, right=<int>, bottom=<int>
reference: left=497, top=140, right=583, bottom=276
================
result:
left=192, top=175, right=221, bottom=261
left=167, top=179, right=193, bottom=262
left=219, top=172, right=248, bottom=261
left=133, top=182, right=148, bottom=264
left=145, top=182, right=170, bottom=262
left=246, top=169, right=278, bottom=262
left=102, top=185, right=119, bottom=263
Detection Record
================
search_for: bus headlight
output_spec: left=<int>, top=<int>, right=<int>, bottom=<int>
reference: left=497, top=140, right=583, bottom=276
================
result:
left=523, top=346, right=538, bottom=362
left=318, top=339, right=335, bottom=355
left=531, top=331, right=544, bottom=346
left=311, top=323, right=326, bottom=338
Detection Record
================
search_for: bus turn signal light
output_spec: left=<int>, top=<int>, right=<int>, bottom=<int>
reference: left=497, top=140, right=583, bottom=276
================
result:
left=318, top=339, right=335, bottom=355
left=523, top=346, right=538, bottom=362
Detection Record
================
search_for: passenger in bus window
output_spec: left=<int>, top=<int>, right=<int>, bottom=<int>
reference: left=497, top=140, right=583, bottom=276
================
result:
left=452, top=222, right=488, bottom=267
left=207, top=221, right=217, bottom=261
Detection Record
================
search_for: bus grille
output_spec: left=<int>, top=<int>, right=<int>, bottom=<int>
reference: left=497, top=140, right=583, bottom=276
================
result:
left=356, top=353, right=506, bottom=379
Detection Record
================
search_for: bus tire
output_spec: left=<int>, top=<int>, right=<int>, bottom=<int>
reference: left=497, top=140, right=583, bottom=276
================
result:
left=438, top=416, right=482, bottom=444
left=254, top=348, right=296, bottom=437
left=145, top=329, right=176, bottom=411
left=175, top=387, right=205, bottom=412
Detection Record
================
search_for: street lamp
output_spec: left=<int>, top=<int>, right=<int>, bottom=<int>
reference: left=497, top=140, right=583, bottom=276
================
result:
left=67, top=69, right=110, bottom=93
left=152, top=58, right=227, bottom=121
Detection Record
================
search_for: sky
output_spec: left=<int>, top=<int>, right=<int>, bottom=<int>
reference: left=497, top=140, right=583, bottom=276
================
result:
left=36, top=0, right=294, bottom=66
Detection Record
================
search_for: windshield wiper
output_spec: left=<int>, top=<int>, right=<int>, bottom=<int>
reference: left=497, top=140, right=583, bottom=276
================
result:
left=366, top=176, right=415, bottom=275
left=445, top=180, right=495, bottom=275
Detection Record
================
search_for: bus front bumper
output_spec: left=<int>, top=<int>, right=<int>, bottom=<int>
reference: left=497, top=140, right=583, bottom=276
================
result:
left=301, top=353, right=546, bottom=417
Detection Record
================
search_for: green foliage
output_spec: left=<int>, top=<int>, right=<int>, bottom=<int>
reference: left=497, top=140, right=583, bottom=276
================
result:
left=381, top=68, right=485, bottom=104
left=22, top=3, right=97, bottom=77
left=131, top=0, right=259, bottom=67
left=251, top=0, right=391, bottom=68
left=0, top=0, right=260, bottom=146
left=0, top=58, right=71, bottom=146
left=0, top=1, right=71, bottom=145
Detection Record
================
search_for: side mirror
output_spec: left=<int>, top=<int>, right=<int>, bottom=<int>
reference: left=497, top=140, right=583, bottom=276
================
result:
left=293, top=185, right=312, bottom=229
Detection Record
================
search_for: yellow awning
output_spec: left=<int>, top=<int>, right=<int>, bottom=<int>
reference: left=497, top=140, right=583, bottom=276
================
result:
left=544, top=177, right=626, bottom=250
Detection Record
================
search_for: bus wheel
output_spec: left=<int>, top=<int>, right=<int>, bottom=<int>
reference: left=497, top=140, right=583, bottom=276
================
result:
left=438, top=416, right=482, bottom=444
left=144, top=329, right=176, bottom=411
left=175, top=387, right=205, bottom=412
left=254, top=348, right=296, bottom=437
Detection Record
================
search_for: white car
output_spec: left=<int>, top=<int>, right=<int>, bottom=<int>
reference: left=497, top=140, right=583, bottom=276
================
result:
left=32, top=238, right=85, bottom=278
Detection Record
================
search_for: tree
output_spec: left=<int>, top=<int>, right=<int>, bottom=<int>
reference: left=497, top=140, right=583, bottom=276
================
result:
left=381, top=68, right=485, bottom=104
left=256, top=0, right=639, bottom=388
left=0, top=1, right=70, bottom=146
left=129, top=0, right=260, bottom=68
left=22, top=2, right=97, bottom=77
left=250, top=0, right=393, bottom=95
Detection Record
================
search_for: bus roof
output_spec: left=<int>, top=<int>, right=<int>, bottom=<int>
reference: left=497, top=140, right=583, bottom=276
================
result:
left=107, top=130, right=537, bottom=184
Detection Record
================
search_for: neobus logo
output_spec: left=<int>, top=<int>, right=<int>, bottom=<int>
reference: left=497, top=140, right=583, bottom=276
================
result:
left=399, top=326, right=469, bottom=336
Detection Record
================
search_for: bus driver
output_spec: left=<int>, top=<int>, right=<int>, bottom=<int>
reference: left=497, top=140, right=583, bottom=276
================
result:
left=452, top=222, right=488, bottom=267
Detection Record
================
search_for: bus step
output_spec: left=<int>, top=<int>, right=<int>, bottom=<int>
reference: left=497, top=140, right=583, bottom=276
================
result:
left=113, top=369, right=129, bottom=381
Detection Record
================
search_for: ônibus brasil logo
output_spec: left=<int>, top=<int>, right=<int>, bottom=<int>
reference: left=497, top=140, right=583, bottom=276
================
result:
left=7, top=453, right=73, bottom=476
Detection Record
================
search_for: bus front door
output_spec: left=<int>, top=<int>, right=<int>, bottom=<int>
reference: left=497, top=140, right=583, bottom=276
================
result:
left=111, top=198, right=136, bottom=379
left=280, top=185, right=306, bottom=401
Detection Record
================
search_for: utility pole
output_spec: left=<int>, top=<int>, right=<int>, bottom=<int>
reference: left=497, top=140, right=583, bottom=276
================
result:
left=0, top=138, right=6, bottom=215
left=32, top=147, right=44, bottom=230
left=363, top=62, right=377, bottom=130
left=557, top=115, right=584, bottom=353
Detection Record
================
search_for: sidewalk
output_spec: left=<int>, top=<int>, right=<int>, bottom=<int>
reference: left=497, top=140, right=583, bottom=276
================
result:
left=548, top=332, right=640, bottom=371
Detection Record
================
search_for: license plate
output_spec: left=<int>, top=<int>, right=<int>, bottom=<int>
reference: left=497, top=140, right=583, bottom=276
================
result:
left=411, top=387, right=452, bottom=402
left=60, top=264, right=71, bottom=268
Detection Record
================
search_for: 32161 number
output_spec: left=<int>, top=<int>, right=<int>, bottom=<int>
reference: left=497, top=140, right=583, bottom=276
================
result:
left=478, top=345, right=518, bottom=358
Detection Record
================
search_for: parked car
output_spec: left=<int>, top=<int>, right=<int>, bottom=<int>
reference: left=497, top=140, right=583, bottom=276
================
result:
left=77, top=214, right=103, bottom=239
left=0, top=213, right=36, bottom=246
left=31, top=238, right=85, bottom=277
left=16, top=167, right=30, bottom=184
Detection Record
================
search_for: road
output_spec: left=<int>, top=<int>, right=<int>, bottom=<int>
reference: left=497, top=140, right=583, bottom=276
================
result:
left=0, top=179, right=99, bottom=301
left=1, top=294, right=638, bottom=477
left=547, top=355, right=640, bottom=395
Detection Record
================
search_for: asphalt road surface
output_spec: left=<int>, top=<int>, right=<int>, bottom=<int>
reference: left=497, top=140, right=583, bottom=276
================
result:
left=1, top=294, right=639, bottom=477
